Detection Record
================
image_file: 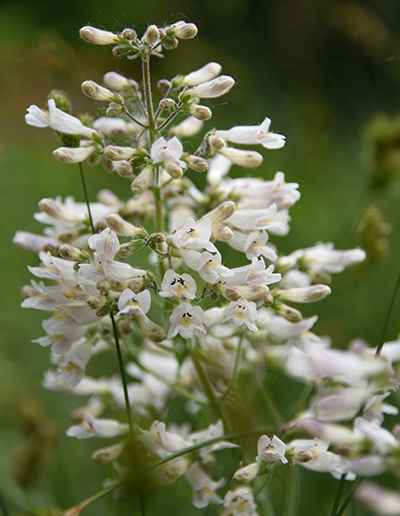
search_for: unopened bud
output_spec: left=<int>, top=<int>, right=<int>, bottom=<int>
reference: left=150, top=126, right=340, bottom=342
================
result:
left=209, top=135, right=225, bottom=150
left=181, top=62, right=222, bottom=86
left=182, top=154, right=209, bottom=172
left=79, top=26, right=119, bottom=45
left=217, top=284, right=241, bottom=301
left=117, top=240, right=146, bottom=257
left=166, top=21, right=198, bottom=40
left=137, top=318, right=167, bottom=342
left=97, top=189, right=120, bottom=206
left=81, top=80, right=122, bottom=103
left=277, top=285, right=331, bottom=303
left=163, top=161, right=184, bottom=179
left=162, top=37, right=179, bottom=50
left=96, top=278, right=112, bottom=295
left=122, top=28, right=137, bottom=40
left=277, top=303, right=303, bottom=323
left=131, top=166, right=152, bottom=193
left=186, top=103, right=212, bottom=121
left=214, top=223, right=234, bottom=242
left=105, top=104, right=125, bottom=117
left=201, top=201, right=236, bottom=224
left=92, top=443, right=123, bottom=465
left=293, top=450, right=315, bottom=463
left=149, top=232, right=166, bottom=244
left=87, top=294, right=107, bottom=310
left=59, top=244, right=89, bottom=261
left=128, top=277, right=147, bottom=292
left=233, top=462, right=260, bottom=484
left=39, top=198, right=81, bottom=222
left=103, top=71, right=137, bottom=90
left=53, top=146, right=95, bottom=163
left=157, top=79, right=172, bottom=92
left=159, top=98, right=177, bottom=112
left=144, top=24, right=159, bottom=45
left=104, top=145, right=141, bottom=161
left=184, top=76, right=235, bottom=99
left=106, top=213, right=147, bottom=238
left=218, top=147, right=263, bottom=168
left=112, top=160, right=135, bottom=177
left=21, top=284, right=37, bottom=299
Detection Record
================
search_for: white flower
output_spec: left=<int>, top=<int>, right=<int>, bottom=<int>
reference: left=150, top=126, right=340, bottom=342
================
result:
left=181, top=250, right=232, bottom=283
left=181, top=62, right=222, bottom=86
left=159, top=269, right=197, bottom=299
left=227, top=204, right=290, bottom=235
left=53, top=145, right=96, bottom=163
left=168, top=303, right=206, bottom=339
left=256, top=434, right=288, bottom=464
left=25, top=99, right=98, bottom=139
left=172, top=217, right=217, bottom=252
left=216, top=117, right=285, bottom=149
left=223, top=487, right=258, bottom=516
left=228, top=230, right=278, bottom=261
left=222, top=258, right=281, bottom=287
left=218, top=147, right=263, bottom=168
left=356, top=481, right=400, bottom=514
left=185, top=463, right=225, bottom=509
left=79, top=26, right=119, bottom=45
left=66, top=413, right=129, bottom=439
left=117, top=289, right=151, bottom=321
left=151, top=136, right=185, bottom=166
left=224, top=300, right=258, bottom=331
left=185, top=76, right=234, bottom=99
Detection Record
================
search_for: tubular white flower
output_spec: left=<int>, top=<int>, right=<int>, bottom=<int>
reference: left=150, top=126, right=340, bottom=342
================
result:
left=185, top=464, right=225, bottom=509
left=218, top=146, right=263, bottom=168
left=185, top=75, right=235, bottom=99
left=168, top=303, right=206, bottom=339
left=277, top=285, right=331, bottom=303
left=224, top=299, right=258, bottom=331
left=81, top=80, right=122, bottom=102
left=159, top=269, right=197, bottom=299
left=151, top=136, right=185, bottom=165
left=172, top=217, right=217, bottom=252
left=216, top=117, right=286, bottom=149
left=117, top=289, right=151, bottom=321
left=223, top=487, right=258, bottom=516
left=181, top=62, right=222, bottom=86
left=356, top=481, right=400, bottom=514
left=226, top=205, right=290, bottom=235
left=66, top=413, right=129, bottom=439
left=181, top=250, right=233, bottom=283
left=256, top=434, right=288, bottom=464
left=103, top=71, right=136, bottom=90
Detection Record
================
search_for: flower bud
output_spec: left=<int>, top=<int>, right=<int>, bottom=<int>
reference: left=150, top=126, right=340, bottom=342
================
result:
left=104, top=145, right=140, bottom=161
left=112, top=160, right=135, bottom=177
left=186, top=103, right=212, bottom=121
left=96, top=278, right=112, bottom=295
left=277, top=285, right=331, bottom=303
left=122, top=28, right=137, bottom=40
left=21, top=284, right=37, bottom=299
left=59, top=244, right=89, bottom=261
left=144, top=24, right=159, bottom=45
left=163, top=161, right=184, bottom=179
left=137, top=317, right=167, bottom=343
left=184, top=76, right=235, bottom=99
left=162, top=37, right=179, bottom=50
left=201, top=201, right=236, bottom=224
left=157, top=79, right=172, bottom=92
left=131, top=166, right=152, bottom=193
left=277, top=303, right=303, bottom=323
left=38, top=198, right=81, bottom=222
left=87, top=294, right=107, bottom=310
left=117, top=240, right=146, bottom=257
left=233, top=462, right=260, bottom=484
left=79, top=26, right=119, bottom=45
left=149, top=232, right=166, bottom=244
left=81, top=80, right=123, bottom=103
left=213, top=223, right=234, bottom=242
left=158, top=98, right=177, bottom=112
left=216, top=284, right=241, bottom=301
left=91, top=443, right=123, bottom=465
left=209, top=135, right=225, bottom=150
left=103, top=71, right=137, bottom=90
left=218, top=147, right=263, bottom=168
left=166, top=21, right=198, bottom=40
left=182, top=154, right=208, bottom=172
left=53, top=146, right=95, bottom=163
left=105, top=104, right=125, bottom=117
left=106, top=213, right=147, bottom=238
left=181, top=62, right=222, bottom=86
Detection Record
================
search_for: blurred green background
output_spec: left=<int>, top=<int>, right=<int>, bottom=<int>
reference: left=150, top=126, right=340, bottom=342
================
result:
left=1, top=0, right=400, bottom=514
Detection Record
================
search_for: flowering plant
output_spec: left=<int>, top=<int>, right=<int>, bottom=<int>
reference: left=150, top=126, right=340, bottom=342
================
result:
left=15, top=20, right=400, bottom=516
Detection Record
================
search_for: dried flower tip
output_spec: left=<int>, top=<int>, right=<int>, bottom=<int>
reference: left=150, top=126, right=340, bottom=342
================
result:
left=144, top=24, right=159, bottom=44
left=277, top=303, right=303, bottom=322
left=80, top=26, right=119, bottom=45
left=166, top=21, right=198, bottom=40
left=184, top=75, right=235, bottom=99
left=181, top=62, right=222, bottom=86
left=233, top=462, right=260, bottom=484
left=81, top=80, right=122, bottom=103
left=103, top=71, right=137, bottom=90
left=53, top=146, right=95, bottom=163
left=106, top=214, right=147, bottom=238
left=59, top=244, right=89, bottom=261
left=92, top=443, right=123, bottom=465
left=182, top=154, right=209, bottom=172
left=186, top=103, right=212, bottom=121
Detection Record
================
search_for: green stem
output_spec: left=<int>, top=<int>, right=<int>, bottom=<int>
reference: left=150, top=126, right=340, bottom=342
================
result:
left=78, top=162, right=95, bottom=234
left=155, top=105, right=183, bottom=132
left=110, top=311, right=136, bottom=436
left=376, top=267, right=400, bottom=355
left=330, top=474, right=347, bottom=516
left=335, top=478, right=361, bottom=516
left=64, top=480, right=125, bottom=515
left=219, top=330, right=244, bottom=401
left=142, top=57, right=155, bottom=142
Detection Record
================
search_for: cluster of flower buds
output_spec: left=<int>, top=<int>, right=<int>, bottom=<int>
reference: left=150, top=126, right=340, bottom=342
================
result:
left=18, top=20, right=399, bottom=516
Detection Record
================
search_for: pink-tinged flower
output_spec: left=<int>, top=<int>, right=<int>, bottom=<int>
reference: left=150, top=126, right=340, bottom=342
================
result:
left=256, top=434, right=288, bottom=464
left=168, top=303, right=206, bottom=339
left=356, top=481, right=400, bottom=515
left=79, top=26, right=119, bottom=45
left=216, top=117, right=285, bottom=150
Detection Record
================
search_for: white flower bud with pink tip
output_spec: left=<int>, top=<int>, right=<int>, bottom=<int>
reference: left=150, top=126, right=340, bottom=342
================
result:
left=80, top=26, right=119, bottom=45
left=53, top=146, right=96, bottom=163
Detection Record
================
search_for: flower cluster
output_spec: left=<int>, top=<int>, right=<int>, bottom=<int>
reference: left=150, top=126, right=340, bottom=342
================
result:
left=17, top=20, right=399, bottom=516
